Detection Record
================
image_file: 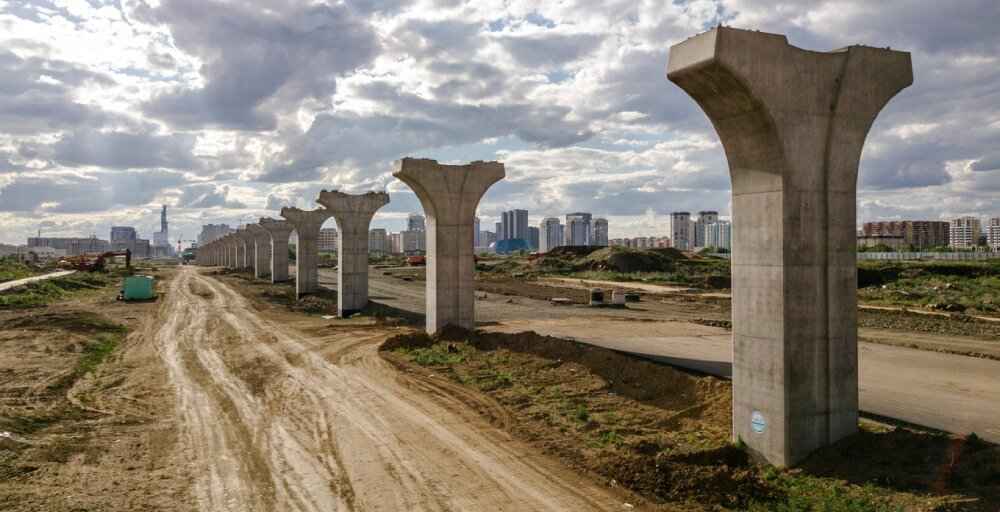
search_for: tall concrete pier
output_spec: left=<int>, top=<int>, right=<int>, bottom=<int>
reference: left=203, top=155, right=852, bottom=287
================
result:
left=223, top=235, right=237, bottom=269
left=259, top=218, right=294, bottom=283
left=393, top=157, right=504, bottom=334
left=235, top=229, right=254, bottom=271
left=667, top=27, right=912, bottom=466
left=281, top=207, right=334, bottom=298
left=317, top=190, right=390, bottom=317
left=246, top=224, right=272, bottom=280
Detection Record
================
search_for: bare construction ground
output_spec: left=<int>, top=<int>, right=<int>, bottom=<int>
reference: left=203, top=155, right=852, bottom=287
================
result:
left=149, top=266, right=634, bottom=510
left=4, top=264, right=998, bottom=510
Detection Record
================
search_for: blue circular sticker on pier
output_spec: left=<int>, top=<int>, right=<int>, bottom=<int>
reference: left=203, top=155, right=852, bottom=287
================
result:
left=751, top=411, right=766, bottom=434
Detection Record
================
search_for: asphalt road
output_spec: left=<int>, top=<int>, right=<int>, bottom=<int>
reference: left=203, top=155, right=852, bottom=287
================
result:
left=318, top=267, right=1000, bottom=443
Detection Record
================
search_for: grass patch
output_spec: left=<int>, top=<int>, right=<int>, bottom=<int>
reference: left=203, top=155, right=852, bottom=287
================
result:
left=751, top=472, right=905, bottom=512
left=0, top=272, right=114, bottom=309
left=76, top=332, right=123, bottom=376
left=0, top=259, right=41, bottom=282
left=384, top=329, right=999, bottom=511
left=857, top=261, right=1000, bottom=315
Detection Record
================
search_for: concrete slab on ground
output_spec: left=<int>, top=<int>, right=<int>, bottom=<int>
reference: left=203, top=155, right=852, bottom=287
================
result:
left=0, top=270, right=76, bottom=292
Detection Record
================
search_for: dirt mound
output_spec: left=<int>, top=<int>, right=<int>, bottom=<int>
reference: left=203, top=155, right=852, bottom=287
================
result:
left=531, top=246, right=685, bottom=274
left=580, top=246, right=683, bottom=273
left=544, top=246, right=604, bottom=258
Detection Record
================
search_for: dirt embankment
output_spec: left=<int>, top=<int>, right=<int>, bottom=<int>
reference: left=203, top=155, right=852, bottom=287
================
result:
left=383, top=329, right=1000, bottom=512
left=0, top=269, right=188, bottom=511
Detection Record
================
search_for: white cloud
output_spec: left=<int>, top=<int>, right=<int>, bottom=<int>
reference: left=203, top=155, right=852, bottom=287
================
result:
left=0, top=0, right=997, bottom=243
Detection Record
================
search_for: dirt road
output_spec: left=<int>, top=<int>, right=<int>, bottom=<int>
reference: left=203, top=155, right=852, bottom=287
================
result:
left=336, top=269, right=1000, bottom=443
left=157, top=266, right=631, bottom=511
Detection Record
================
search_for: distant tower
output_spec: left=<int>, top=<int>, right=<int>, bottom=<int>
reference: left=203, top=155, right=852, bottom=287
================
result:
left=160, top=205, right=168, bottom=235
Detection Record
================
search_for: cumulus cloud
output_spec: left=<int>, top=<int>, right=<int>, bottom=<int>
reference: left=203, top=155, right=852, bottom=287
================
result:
left=0, top=170, right=187, bottom=213
left=0, top=48, right=115, bottom=135
left=140, top=0, right=379, bottom=130
left=52, top=131, right=199, bottom=170
left=0, top=0, right=998, bottom=243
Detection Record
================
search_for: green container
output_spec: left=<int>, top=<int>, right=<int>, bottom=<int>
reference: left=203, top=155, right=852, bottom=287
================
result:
left=122, top=276, right=155, bottom=300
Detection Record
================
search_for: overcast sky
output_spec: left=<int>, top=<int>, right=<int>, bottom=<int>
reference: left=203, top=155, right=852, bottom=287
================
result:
left=1, top=0, right=998, bottom=245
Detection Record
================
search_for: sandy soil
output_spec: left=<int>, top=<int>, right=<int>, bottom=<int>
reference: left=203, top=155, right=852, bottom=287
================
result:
left=0, top=269, right=188, bottom=511
left=160, top=266, right=634, bottom=511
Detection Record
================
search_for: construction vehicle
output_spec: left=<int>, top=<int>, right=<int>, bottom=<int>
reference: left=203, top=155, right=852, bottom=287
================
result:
left=406, top=255, right=426, bottom=266
left=58, top=249, right=131, bottom=272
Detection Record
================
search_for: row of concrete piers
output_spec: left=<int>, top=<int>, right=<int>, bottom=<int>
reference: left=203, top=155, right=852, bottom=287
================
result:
left=195, top=157, right=504, bottom=331
left=198, top=27, right=914, bottom=468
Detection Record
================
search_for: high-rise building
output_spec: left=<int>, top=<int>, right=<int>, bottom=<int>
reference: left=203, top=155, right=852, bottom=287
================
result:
left=565, top=212, right=592, bottom=246
left=318, top=228, right=338, bottom=252
left=390, top=232, right=402, bottom=254
left=987, top=218, right=1000, bottom=250
left=109, top=226, right=152, bottom=258
left=369, top=229, right=389, bottom=255
left=694, top=211, right=719, bottom=248
left=473, top=217, right=480, bottom=249
left=500, top=209, right=529, bottom=242
left=670, top=212, right=692, bottom=250
left=110, top=226, right=137, bottom=242
left=27, top=237, right=109, bottom=256
left=862, top=221, right=949, bottom=249
left=400, top=230, right=426, bottom=254
left=949, top=216, right=981, bottom=249
left=528, top=226, right=540, bottom=251
left=592, top=218, right=609, bottom=246
left=704, top=221, right=732, bottom=251
left=495, top=222, right=503, bottom=240
left=407, top=213, right=425, bottom=232
left=480, top=230, right=496, bottom=250
left=539, top=217, right=563, bottom=253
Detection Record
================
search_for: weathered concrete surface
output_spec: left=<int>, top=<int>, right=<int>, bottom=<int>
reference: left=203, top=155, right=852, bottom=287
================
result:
left=393, top=157, right=504, bottom=334
left=259, top=218, right=294, bottom=283
left=317, top=190, right=390, bottom=317
left=281, top=207, right=334, bottom=298
left=222, top=235, right=236, bottom=269
left=667, top=27, right=912, bottom=466
left=0, top=270, right=77, bottom=292
left=235, top=229, right=255, bottom=271
left=246, top=224, right=272, bottom=279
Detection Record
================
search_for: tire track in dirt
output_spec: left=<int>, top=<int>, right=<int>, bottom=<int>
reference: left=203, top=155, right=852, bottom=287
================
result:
left=163, top=267, right=630, bottom=511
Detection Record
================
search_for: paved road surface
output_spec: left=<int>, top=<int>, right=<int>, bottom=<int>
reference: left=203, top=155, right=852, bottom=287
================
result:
left=0, top=270, right=75, bottom=292
left=323, top=268, right=1000, bottom=443
left=165, top=267, right=629, bottom=511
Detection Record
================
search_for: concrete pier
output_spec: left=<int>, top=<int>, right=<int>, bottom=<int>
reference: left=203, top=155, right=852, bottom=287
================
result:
left=317, top=190, right=390, bottom=317
left=667, top=27, right=912, bottom=466
left=259, top=218, right=294, bottom=283
left=393, top=157, right=504, bottom=333
left=280, top=207, right=334, bottom=298
left=235, top=229, right=254, bottom=271
left=223, top=236, right=237, bottom=269
left=246, top=224, right=272, bottom=279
